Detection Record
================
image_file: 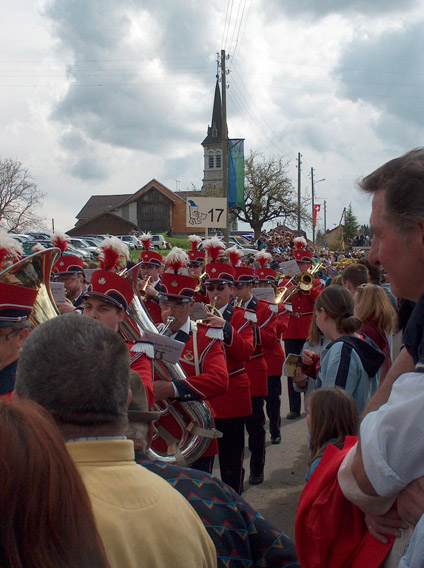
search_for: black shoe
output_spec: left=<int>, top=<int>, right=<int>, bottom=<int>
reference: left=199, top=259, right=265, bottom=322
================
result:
left=271, top=435, right=281, bottom=444
left=249, top=473, right=264, bottom=485
left=286, top=412, right=300, bottom=420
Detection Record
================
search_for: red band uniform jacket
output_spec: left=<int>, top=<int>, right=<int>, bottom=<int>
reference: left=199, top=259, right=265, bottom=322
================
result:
left=243, top=297, right=278, bottom=397
left=263, top=302, right=289, bottom=375
left=143, top=280, right=165, bottom=325
left=209, top=304, right=254, bottom=419
left=128, top=344, right=155, bottom=409
left=153, top=321, right=229, bottom=458
left=282, top=279, right=322, bottom=340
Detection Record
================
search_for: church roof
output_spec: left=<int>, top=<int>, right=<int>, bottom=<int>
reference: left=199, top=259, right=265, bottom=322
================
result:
left=202, top=80, right=223, bottom=145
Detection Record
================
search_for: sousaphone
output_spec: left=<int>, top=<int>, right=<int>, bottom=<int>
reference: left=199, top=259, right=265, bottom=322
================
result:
left=121, top=262, right=220, bottom=466
left=0, top=248, right=61, bottom=324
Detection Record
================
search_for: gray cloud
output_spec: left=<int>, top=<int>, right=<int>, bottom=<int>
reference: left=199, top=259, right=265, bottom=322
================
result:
left=263, top=0, right=419, bottom=19
left=44, top=0, right=218, bottom=178
left=334, top=20, right=424, bottom=145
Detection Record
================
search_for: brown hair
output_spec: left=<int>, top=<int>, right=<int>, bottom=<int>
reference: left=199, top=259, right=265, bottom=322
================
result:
left=355, top=283, right=397, bottom=334
left=306, top=312, right=322, bottom=346
left=341, top=263, right=369, bottom=288
left=359, top=148, right=424, bottom=233
left=0, top=400, right=110, bottom=568
left=315, top=285, right=363, bottom=335
left=357, top=257, right=381, bottom=284
left=330, top=274, right=344, bottom=286
left=308, top=387, right=359, bottom=465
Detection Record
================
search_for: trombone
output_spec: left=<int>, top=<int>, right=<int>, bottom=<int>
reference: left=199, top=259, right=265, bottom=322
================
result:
left=275, top=261, right=323, bottom=304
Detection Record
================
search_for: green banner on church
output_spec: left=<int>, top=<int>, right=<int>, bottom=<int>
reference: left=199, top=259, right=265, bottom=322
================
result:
left=228, top=139, right=245, bottom=208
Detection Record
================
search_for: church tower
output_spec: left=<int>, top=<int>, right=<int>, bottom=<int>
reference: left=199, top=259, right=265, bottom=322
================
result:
left=201, top=80, right=223, bottom=192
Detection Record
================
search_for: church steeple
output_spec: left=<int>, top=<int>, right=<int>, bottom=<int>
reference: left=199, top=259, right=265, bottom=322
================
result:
left=202, top=80, right=222, bottom=145
left=201, top=80, right=223, bottom=192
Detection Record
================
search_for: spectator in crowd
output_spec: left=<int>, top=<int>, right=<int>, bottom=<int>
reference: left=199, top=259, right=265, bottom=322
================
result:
left=341, top=263, right=369, bottom=297
left=306, top=387, right=359, bottom=482
left=0, top=399, right=110, bottom=568
left=357, top=257, right=398, bottom=311
left=354, top=283, right=397, bottom=383
left=299, top=286, right=385, bottom=413
left=14, top=313, right=217, bottom=568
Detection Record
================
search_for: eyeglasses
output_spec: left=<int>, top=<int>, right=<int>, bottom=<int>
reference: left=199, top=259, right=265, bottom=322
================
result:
left=205, top=284, right=226, bottom=292
left=158, top=300, right=189, bottom=310
left=0, top=330, right=18, bottom=341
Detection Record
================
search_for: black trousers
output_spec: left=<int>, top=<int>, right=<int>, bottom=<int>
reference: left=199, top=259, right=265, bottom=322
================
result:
left=265, top=375, right=282, bottom=438
left=191, top=455, right=214, bottom=474
left=214, top=416, right=247, bottom=494
left=284, top=338, right=306, bottom=414
left=246, top=396, right=266, bottom=476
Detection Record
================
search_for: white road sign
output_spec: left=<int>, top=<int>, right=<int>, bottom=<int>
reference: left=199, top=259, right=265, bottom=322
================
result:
left=186, top=197, right=228, bottom=229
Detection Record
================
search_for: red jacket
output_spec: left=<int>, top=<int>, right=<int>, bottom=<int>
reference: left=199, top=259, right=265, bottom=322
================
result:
left=263, top=302, right=288, bottom=376
left=296, top=436, right=394, bottom=568
left=209, top=304, right=254, bottom=418
left=128, top=344, right=155, bottom=408
left=153, top=322, right=229, bottom=458
left=282, top=282, right=322, bottom=340
left=244, top=297, right=278, bottom=397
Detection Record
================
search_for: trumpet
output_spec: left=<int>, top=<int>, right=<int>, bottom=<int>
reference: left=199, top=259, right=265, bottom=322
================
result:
left=160, top=316, right=176, bottom=335
left=193, top=272, right=207, bottom=293
left=138, top=275, right=153, bottom=297
left=196, top=296, right=223, bottom=323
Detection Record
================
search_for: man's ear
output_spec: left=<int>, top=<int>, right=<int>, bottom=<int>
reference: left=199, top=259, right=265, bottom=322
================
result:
left=16, top=328, right=31, bottom=350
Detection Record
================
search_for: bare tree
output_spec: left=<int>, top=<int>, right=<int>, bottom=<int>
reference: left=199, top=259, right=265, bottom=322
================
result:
left=233, top=151, right=309, bottom=240
left=0, top=158, right=46, bottom=232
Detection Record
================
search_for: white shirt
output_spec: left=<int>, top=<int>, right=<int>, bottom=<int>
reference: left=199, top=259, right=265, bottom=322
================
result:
left=360, top=372, right=424, bottom=567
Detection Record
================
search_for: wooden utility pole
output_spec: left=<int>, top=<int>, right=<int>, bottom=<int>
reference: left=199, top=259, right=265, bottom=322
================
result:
left=324, top=200, right=327, bottom=233
left=221, top=49, right=229, bottom=244
left=297, top=152, right=302, bottom=232
left=311, top=167, right=315, bottom=245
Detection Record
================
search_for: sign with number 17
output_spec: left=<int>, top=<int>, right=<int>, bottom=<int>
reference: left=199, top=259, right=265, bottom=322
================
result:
left=186, top=197, right=228, bottom=229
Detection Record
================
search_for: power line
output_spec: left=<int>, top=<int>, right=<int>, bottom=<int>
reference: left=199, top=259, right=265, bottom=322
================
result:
left=223, top=0, right=235, bottom=52
left=231, top=0, right=251, bottom=66
left=228, top=0, right=243, bottom=57
left=220, top=0, right=232, bottom=50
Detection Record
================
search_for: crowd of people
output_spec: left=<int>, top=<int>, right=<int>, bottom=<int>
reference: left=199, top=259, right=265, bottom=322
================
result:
left=1, top=148, right=424, bottom=567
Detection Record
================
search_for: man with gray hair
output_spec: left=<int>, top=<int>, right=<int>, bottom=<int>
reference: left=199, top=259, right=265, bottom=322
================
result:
left=335, top=149, right=424, bottom=565
left=15, top=313, right=216, bottom=568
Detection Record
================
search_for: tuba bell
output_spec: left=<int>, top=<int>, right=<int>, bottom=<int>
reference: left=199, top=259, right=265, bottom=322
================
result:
left=120, top=262, right=220, bottom=466
left=0, top=248, right=61, bottom=325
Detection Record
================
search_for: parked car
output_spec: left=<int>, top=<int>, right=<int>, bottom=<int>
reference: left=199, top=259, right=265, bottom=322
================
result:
left=68, top=237, right=100, bottom=259
left=116, top=235, right=139, bottom=250
left=151, top=235, right=167, bottom=250
left=9, top=233, right=32, bottom=244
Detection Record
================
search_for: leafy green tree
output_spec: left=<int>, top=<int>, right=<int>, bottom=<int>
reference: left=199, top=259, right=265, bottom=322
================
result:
left=343, top=203, right=359, bottom=241
left=233, top=151, right=308, bottom=239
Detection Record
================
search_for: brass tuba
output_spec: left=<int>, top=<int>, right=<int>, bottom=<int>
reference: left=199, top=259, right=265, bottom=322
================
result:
left=0, top=248, right=61, bottom=324
left=120, top=262, right=220, bottom=466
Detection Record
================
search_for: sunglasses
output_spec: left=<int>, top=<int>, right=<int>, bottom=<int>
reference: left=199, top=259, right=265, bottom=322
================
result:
left=205, top=284, right=226, bottom=292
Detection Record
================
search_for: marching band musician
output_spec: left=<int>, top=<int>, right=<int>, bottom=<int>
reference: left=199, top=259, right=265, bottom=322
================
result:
left=152, top=247, right=229, bottom=474
left=255, top=251, right=289, bottom=445
left=200, top=240, right=255, bottom=494
left=138, top=232, right=165, bottom=324
left=232, top=263, right=279, bottom=486
left=281, top=237, right=323, bottom=419
left=0, top=233, right=36, bottom=400
left=187, top=234, right=208, bottom=303
left=82, top=237, right=155, bottom=408
left=51, top=232, right=87, bottom=313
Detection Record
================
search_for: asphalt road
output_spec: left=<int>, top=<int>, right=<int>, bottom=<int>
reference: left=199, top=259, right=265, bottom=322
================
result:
left=212, top=387, right=309, bottom=541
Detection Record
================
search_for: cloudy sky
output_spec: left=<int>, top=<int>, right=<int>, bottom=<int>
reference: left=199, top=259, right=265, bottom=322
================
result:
left=1, top=0, right=423, bottom=237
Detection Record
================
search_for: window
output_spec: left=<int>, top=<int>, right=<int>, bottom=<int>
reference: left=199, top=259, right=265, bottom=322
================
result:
left=208, top=152, right=214, bottom=169
left=215, top=150, right=222, bottom=169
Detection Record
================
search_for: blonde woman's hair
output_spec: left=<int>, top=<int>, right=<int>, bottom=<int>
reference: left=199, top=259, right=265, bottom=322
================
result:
left=354, top=284, right=397, bottom=334
left=308, top=387, right=359, bottom=465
